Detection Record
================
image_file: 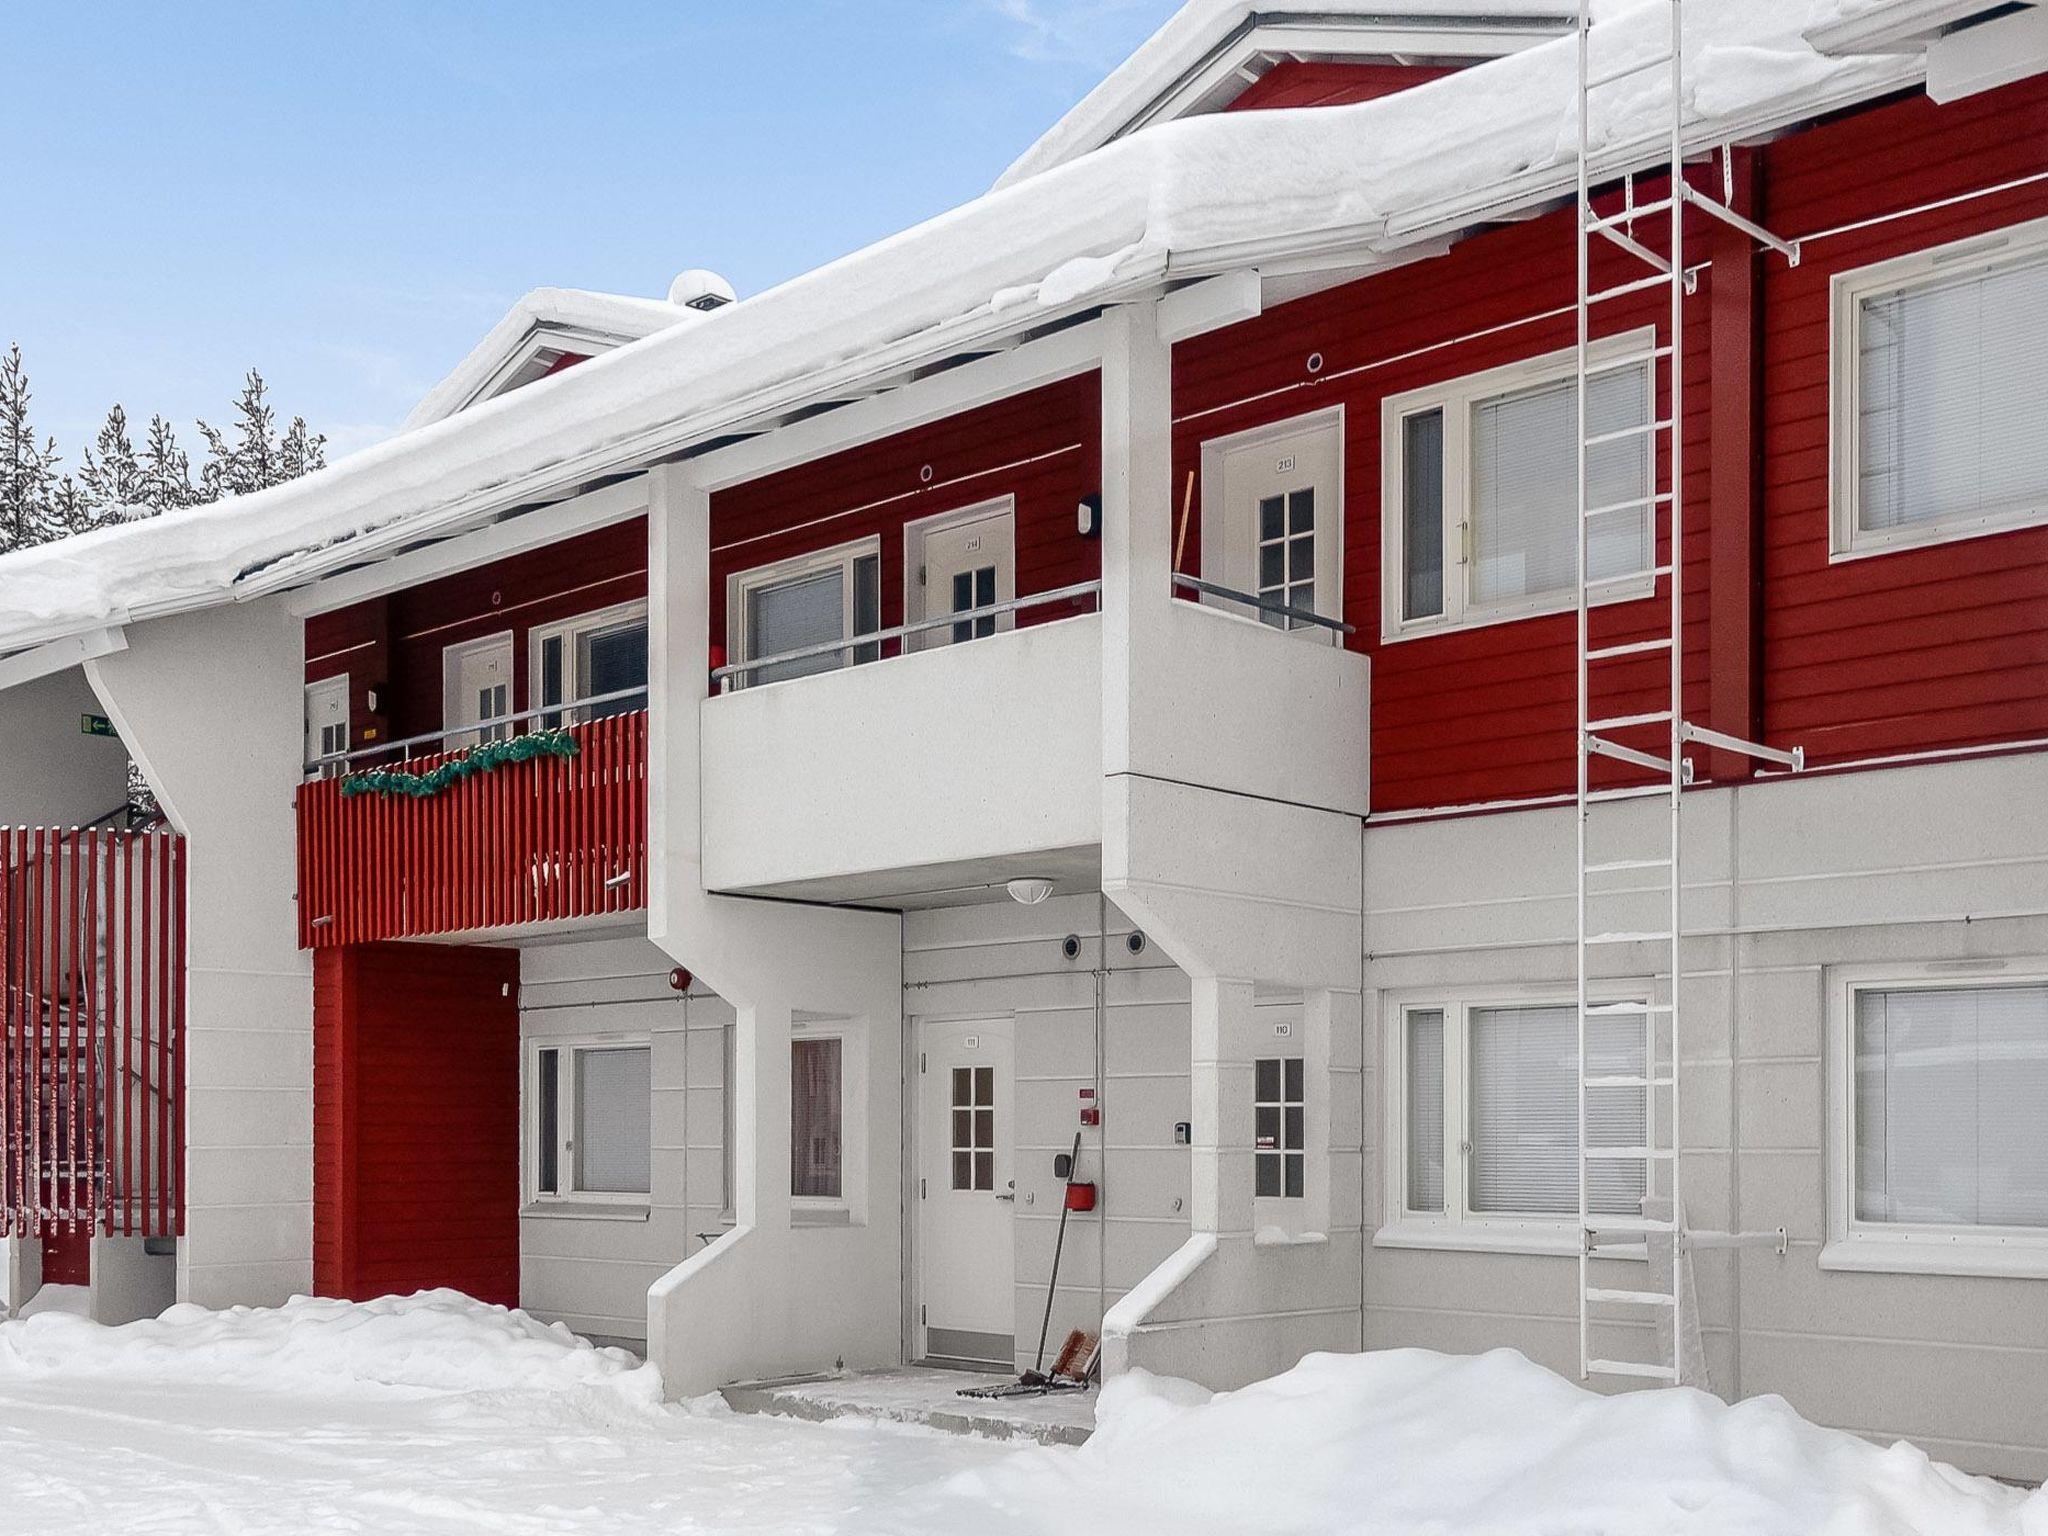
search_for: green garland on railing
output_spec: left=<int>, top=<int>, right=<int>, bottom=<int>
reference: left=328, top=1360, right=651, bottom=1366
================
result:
left=339, top=729, right=581, bottom=800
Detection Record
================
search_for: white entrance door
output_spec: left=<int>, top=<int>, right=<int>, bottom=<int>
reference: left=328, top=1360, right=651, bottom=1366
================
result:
left=303, top=675, right=349, bottom=774
left=917, top=1016, right=1015, bottom=1367
left=442, top=632, right=514, bottom=750
left=911, top=501, right=1015, bottom=651
left=1211, top=414, right=1343, bottom=641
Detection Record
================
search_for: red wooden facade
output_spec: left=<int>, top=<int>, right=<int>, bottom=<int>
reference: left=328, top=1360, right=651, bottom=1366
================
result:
left=295, top=709, right=647, bottom=948
left=314, top=941, right=520, bottom=1306
left=0, top=829, right=185, bottom=1245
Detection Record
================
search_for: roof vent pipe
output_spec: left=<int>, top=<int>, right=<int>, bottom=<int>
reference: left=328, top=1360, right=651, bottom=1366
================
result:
left=669, top=269, right=737, bottom=311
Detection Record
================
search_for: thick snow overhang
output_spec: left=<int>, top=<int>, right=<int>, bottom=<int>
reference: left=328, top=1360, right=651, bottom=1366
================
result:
left=0, top=0, right=1931, bottom=664
left=994, top=1, right=1578, bottom=192
left=404, top=288, right=700, bottom=430
left=1805, top=0, right=2036, bottom=56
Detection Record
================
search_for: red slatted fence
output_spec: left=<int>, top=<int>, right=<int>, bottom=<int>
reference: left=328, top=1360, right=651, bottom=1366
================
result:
left=0, top=828, right=185, bottom=1243
left=295, top=709, right=648, bottom=948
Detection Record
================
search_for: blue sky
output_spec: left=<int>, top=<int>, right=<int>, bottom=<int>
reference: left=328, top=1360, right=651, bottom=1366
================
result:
left=6, top=1, right=1180, bottom=463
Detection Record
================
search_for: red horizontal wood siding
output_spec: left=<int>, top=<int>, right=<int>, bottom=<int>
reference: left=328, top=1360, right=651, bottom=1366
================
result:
left=1225, top=60, right=1458, bottom=113
left=306, top=517, right=648, bottom=746
left=1173, top=183, right=1712, bottom=813
left=314, top=942, right=520, bottom=1306
left=1757, top=78, right=2048, bottom=765
left=709, top=374, right=1102, bottom=655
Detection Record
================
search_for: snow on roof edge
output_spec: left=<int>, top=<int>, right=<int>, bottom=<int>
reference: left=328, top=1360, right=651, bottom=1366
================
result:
left=0, top=0, right=1923, bottom=660
left=403, top=287, right=699, bottom=431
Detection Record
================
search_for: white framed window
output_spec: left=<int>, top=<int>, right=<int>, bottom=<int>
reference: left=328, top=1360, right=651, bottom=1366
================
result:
left=1830, top=218, right=2048, bottom=559
left=1198, top=408, right=1345, bottom=641
left=1824, top=964, right=2048, bottom=1278
left=528, top=1038, right=652, bottom=1206
left=530, top=599, right=648, bottom=726
left=789, top=1016, right=864, bottom=1218
left=1254, top=1056, right=1306, bottom=1200
left=725, top=537, right=882, bottom=689
left=1379, top=987, right=1650, bottom=1255
left=1380, top=330, right=1655, bottom=641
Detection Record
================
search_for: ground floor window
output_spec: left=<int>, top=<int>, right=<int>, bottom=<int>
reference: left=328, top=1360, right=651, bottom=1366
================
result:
left=791, top=1034, right=844, bottom=1201
left=1254, top=1056, right=1305, bottom=1198
left=1382, top=991, right=1648, bottom=1252
left=530, top=1040, right=651, bottom=1202
left=1828, top=969, right=2048, bottom=1275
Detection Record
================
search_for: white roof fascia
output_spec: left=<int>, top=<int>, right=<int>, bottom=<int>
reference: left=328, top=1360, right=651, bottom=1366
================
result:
left=0, top=625, right=127, bottom=695
left=1806, top=0, right=2031, bottom=56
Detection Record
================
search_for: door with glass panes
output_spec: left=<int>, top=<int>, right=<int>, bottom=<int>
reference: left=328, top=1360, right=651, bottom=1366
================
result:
left=911, top=502, right=1015, bottom=651
left=1211, top=415, right=1342, bottom=640
left=442, top=632, right=514, bottom=750
left=916, top=1016, right=1015, bottom=1368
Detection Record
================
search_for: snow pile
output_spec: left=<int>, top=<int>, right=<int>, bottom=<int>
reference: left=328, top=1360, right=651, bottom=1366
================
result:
left=938, top=1349, right=2047, bottom=1536
left=0, top=1, right=1922, bottom=655
left=0, top=1287, right=662, bottom=1405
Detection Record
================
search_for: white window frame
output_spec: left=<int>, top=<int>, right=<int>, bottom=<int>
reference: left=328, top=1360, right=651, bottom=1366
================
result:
left=1823, top=960, right=2048, bottom=1279
left=528, top=598, right=649, bottom=722
left=1197, top=406, right=1347, bottom=643
left=1376, top=982, right=1651, bottom=1258
left=1829, top=216, right=2048, bottom=561
left=791, top=1015, right=865, bottom=1222
left=525, top=1034, right=653, bottom=1210
left=1379, top=328, right=1657, bottom=643
left=723, top=535, right=882, bottom=690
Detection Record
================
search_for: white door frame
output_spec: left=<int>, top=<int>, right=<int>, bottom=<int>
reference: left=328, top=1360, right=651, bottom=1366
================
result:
left=908, top=1012, right=1017, bottom=1367
left=441, top=629, right=515, bottom=749
left=902, top=495, right=1017, bottom=651
left=303, top=674, right=350, bottom=772
left=1197, top=405, right=1346, bottom=641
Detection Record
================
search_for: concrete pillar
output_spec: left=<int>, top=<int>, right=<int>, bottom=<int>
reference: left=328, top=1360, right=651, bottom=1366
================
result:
left=1190, top=976, right=1257, bottom=1239
left=85, top=602, right=313, bottom=1308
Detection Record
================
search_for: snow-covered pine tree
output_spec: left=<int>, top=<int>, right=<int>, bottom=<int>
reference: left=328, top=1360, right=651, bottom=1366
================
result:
left=79, top=402, right=144, bottom=526
left=198, top=369, right=279, bottom=499
left=0, top=343, right=61, bottom=554
left=279, top=415, right=327, bottom=481
left=50, top=474, right=93, bottom=537
left=136, top=414, right=196, bottom=514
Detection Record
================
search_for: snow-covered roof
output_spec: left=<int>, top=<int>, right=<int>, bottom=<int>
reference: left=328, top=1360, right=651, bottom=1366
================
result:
left=404, top=287, right=701, bottom=431
left=993, top=1, right=1579, bottom=193
left=0, top=0, right=1954, bottom=658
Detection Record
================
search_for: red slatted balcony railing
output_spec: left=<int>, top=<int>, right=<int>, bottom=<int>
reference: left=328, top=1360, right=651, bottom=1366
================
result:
left=296, top=709, right=648, bottom=948
left=1, top=827, right=185, bottom=1243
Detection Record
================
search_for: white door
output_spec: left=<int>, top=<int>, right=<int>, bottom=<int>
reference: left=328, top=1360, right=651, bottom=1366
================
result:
left=304, top=675, right=349, bottom=774
left=912, top=502, right=1015, bottom=651
left=917, top=1016, right=1015, bottom=1367
left=442, top=632, right=514, bottom=750
left=1213, top=416, right=1343, bottom=640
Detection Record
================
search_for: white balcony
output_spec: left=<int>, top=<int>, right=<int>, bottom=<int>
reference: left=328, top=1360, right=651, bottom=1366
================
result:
left=701, top=612, right=1105, bottom=904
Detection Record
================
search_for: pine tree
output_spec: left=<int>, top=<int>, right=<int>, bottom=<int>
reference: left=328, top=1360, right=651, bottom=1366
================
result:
left=79, top=403, right=143, bottom=526
left=136, top=414, right=196, bottom=514
left=0, top=343, right=61, bottom=554
left=279, top=414, right=327, bottom=481
left=198, top=369, right=279, bottom=500
left=50, top=474, right=92, bottom=537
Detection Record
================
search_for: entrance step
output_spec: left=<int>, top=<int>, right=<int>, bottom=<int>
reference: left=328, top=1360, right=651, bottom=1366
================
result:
left=721, top=1366, right=1094, bottom=1447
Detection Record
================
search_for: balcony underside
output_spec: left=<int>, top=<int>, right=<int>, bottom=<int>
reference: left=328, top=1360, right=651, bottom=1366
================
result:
left=714, top=841, right=1101, bottom=911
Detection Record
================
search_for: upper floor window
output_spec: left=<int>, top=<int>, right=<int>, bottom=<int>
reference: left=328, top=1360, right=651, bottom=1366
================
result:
left=1832, top=220, right=2048, bottom=559
left=726, top=537, right=881, bottom=689
left=1826, top=968, right=2048, bottom=1277
left=531, top=600, right=648, bottom=725
left=1381, top=332, right=1654, bottom=639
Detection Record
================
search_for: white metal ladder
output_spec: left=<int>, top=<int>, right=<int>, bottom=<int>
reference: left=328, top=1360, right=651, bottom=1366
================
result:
left=1572, top=0, right=1802, bottom=1388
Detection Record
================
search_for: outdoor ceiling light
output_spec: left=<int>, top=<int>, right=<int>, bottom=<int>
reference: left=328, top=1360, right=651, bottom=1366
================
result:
left=1006, top=877, right=1055, bottom=905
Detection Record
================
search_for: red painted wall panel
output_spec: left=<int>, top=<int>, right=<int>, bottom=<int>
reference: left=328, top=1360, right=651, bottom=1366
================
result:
left=1224, top=60, right=1458, bottom=113
left=709, top=374, right=1102, bottom=655
left=314, top=942, right=520, bottom=1306
left=1756, top=80, right=2048, bottom=766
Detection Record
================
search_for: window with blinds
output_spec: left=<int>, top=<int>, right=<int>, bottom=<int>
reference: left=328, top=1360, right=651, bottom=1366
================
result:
left=1383, top=332, right=1655, bottom=639
left=1853, top=983, right=2048, bottom=1230
left=530, top=1041, right=651, bottom=1203
left=733, top=541, right=881, bottom=686
left=1850, top=244, right=2048, bottom=550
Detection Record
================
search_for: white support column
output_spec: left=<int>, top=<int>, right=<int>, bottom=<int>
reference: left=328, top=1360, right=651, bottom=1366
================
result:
left=84, top=602, right=314, bottom=1309
left=1190, top=976, right=1257, bottom=1239
left=644, top=463, right=904, bottom=1398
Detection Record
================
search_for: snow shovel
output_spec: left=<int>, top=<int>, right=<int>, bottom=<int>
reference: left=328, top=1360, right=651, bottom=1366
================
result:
left=958, top=1131, right=1092, bottom=1401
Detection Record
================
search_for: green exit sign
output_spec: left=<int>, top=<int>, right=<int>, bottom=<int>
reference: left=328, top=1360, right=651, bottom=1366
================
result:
left=81, top=713, right=116, bottom=737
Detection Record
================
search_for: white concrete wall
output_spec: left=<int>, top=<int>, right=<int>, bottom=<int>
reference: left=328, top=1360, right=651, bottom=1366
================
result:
left=85, top=603, right=314, bottom=1309
left=702, top=614, right=1102, bottom=892
left=0, top=1235, right=39, bottom=1315
left=89, top=1236, right=175, bottom=1324
left=518, top=936, right=730, bottom=1347
left=0, top=665, right=132, bottom=826
left=1360, top=750, right=2048, bottom=1481
left=904, top=893, right=1194, bottom=1371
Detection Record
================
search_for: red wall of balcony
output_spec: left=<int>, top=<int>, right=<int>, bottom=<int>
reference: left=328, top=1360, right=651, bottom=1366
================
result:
left=314, top=941, right=520, bottom=1307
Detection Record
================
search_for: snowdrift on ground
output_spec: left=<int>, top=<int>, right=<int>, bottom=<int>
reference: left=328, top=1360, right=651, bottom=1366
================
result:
left=939, top=1348, right=2047, bottom=1536
left=0, top=1287, right=661, bottom=1405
